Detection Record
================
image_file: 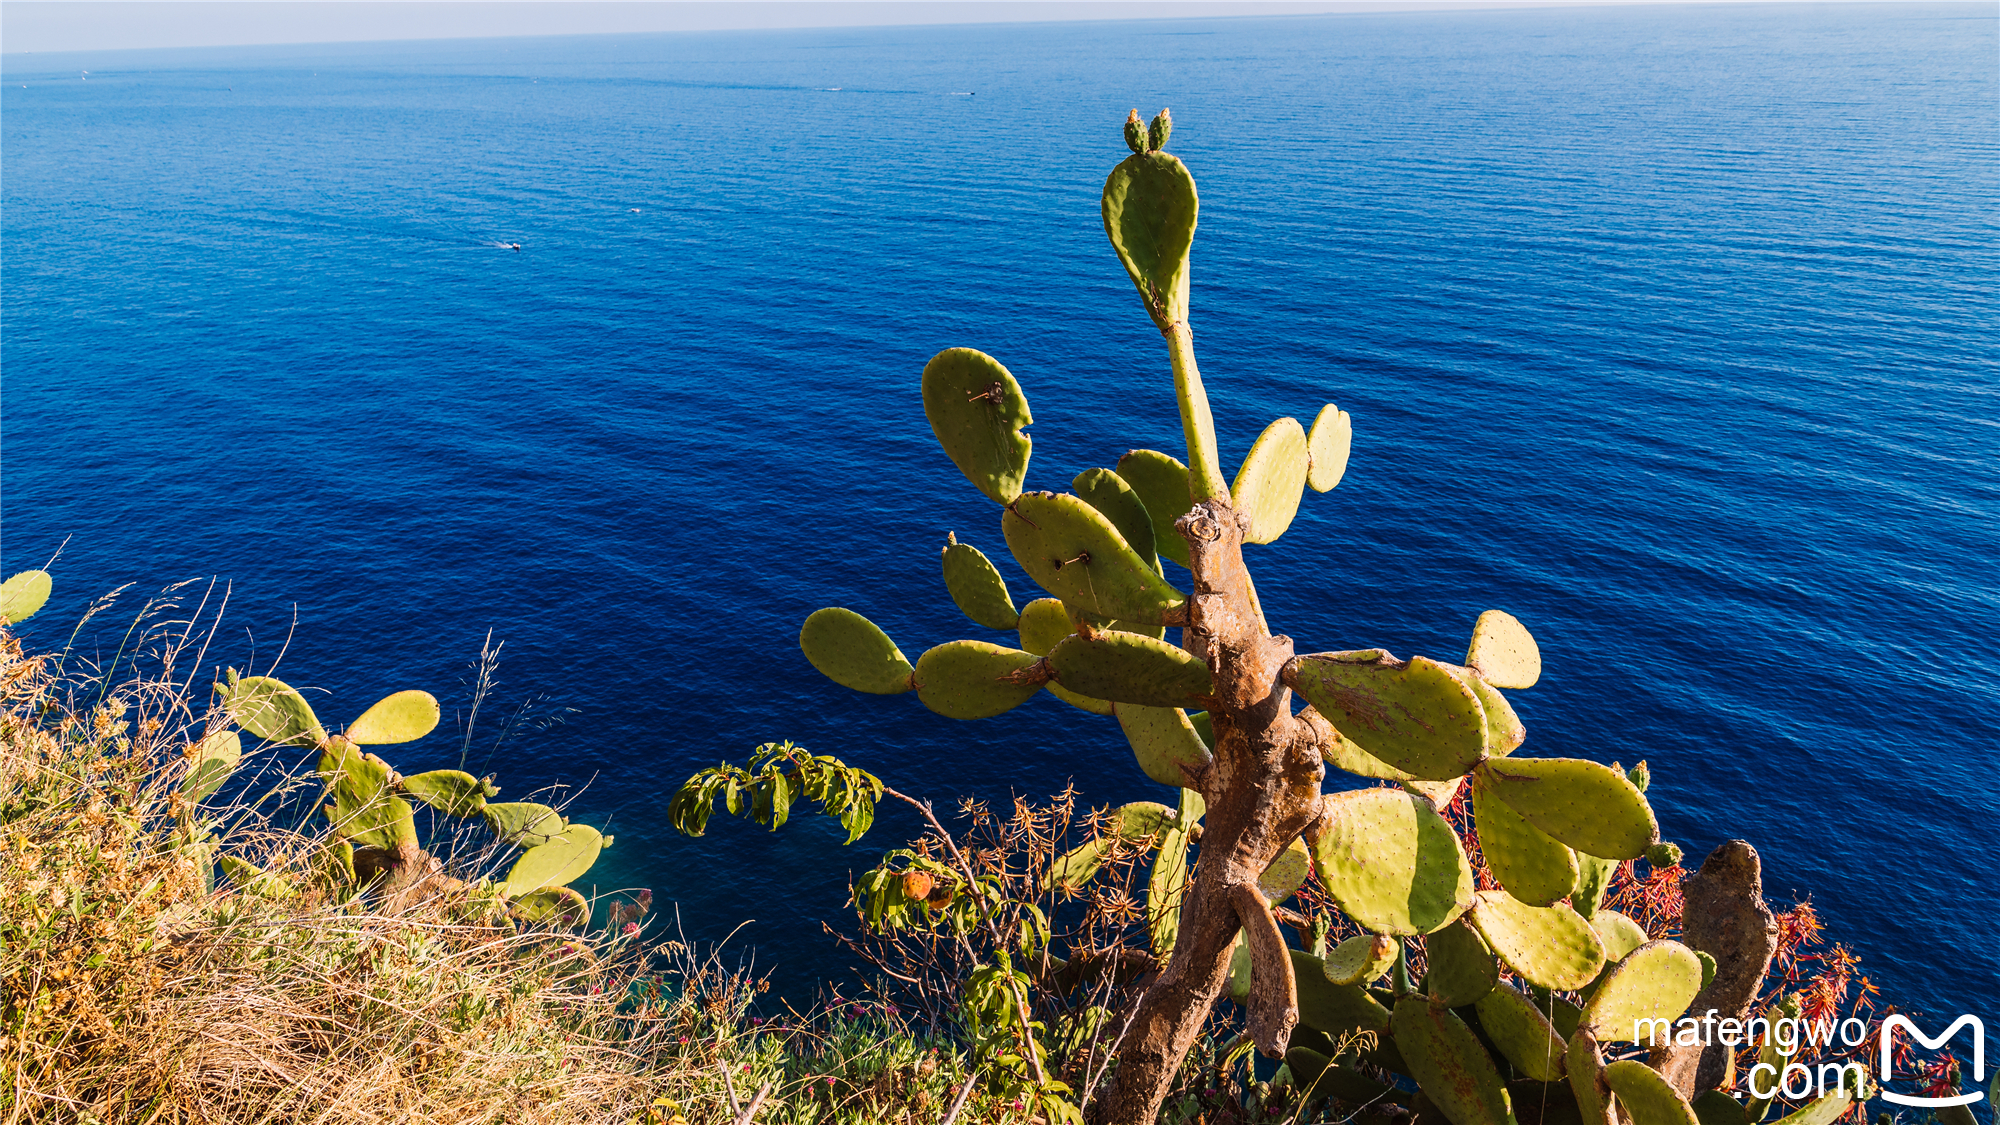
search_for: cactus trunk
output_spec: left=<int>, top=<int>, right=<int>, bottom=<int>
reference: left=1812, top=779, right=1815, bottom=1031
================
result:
left=1090, top=495, right=1328, bottom=1125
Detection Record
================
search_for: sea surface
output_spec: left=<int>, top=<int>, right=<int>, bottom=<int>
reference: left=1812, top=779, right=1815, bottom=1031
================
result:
left=4, top=4, right=1995, bottom=1020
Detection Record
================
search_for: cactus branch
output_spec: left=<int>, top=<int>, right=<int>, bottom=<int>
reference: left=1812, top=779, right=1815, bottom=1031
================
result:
left=1165, top=323, right=1229, bottom=503
left=1231, top=881, right=1300, bottom=1057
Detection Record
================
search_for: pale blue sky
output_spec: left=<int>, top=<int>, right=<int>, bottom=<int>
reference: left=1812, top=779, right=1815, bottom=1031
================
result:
left=4, top=0, right=1846, bottom=55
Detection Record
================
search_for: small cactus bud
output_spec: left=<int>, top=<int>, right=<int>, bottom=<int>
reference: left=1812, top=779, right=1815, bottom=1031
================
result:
left=1123, top=109, right=1147, bottom=155
left=901, top=870, right=933, bottom=901
left=1645, top=841, right=1682, bottom=868
left=1149, top=107, right=1172, bottom=151
left=1626, top=760, right=1650, bottom=792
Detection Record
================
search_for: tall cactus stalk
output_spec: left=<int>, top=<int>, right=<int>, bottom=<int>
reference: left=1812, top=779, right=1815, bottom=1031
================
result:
left=792, top=112, right=1772, bottom=1125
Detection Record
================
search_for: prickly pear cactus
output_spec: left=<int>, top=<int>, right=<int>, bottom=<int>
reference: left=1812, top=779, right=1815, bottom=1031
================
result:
left=210, top=670, right=605, bottom=922
left=777, top=110, right=1696, bottom=1125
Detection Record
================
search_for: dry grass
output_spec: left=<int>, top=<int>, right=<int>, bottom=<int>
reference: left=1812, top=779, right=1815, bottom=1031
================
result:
left=0, top=616, right=698, bottom=1124
left=0, top=592, right=1046, bottom=1125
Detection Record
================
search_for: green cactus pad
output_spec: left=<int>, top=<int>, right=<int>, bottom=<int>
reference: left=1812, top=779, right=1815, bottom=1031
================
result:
left=1051, top=837, right=1117, bottom=890
left=1458, top=669, right=1526, bottom=756
left=0, top=569, right=52, bottom=624
left=1231, top=417, right=1310, bottom=544
left=1048, top=629, right=1212, bottom=709
left=346, top=689, right=441, bottom=745
left=221, top=675, right=326, bottom=747
left=1115, top=703, right=1214, bottom=788
left=400, top=769, right=489, bottom=817
left=510, top=885, right=589, bottom=926
left=1692, top=1092, right=1749, bottom=1125
left=1646, top=841, right=1684, bottom=868
left=1318, top=718, right=1422, bottom=782
left=1603, top=1061, right=1700, bottom=1125
left=1116, top=449, right=1194, bottom=569
left=1073, top=468, right=1159, bottom=571
left=318, top=837, right=355, bottom=885
left=1148, top=786, right=1203, bottom=958
left=1391, top=996, right=1514, bottom=1125
left=1046, top=682, right=1114, bottom=715
left=1766, top=1077, right=1868, bottom=1125
left=1467, top=891, right=1607, bottom=991
left=1475, top=982, right=1569, bottom=1082
left=1015, top=598, right=1074, bottom=657
left=1568, top=1030, right=1615, bottom=1125
left=1310, top=788, right=1475, bottom=936
left=921, top=347, right=1033, bottom=505
left=1571, top=854, right=1618, bottom=919
left=182, top=729, right=242, bottom=801
left=1425, top=917, right=1499, bottom=1006
left=1323, top=934, right=1399, bottom=986
left=1187, top=709, right=1215, bottom=748
left=218, top=854, right=295, bottom=900
left=1466, top=610, right=1541, bottom=690
left=1471, top=772, right=1579, bottom=907
left=1589, top=910, right=1650, bottom=964
left=1226, top=930, right=1253, bottom=1004
left=1292, top=948, right=1392, bottom=1038
left=319, top=744, right=416, bottom=850
left=1122, top=109, right=1148, bottom=155
left=913, top=640, right=1043, bottom=720
left=1287, top=1049, right=1394, bottom=1104
left=1102, top=148, right=1197, bottom=330
left=799, top=607, right=916, bottom=695
left=1258, top=838, right=1312, bottom=905
left=1581, top=940, right=1704, bottom=1043
left=1003, top=492, right=1185, bottom=623
left=941, top=537, right=1019, bottom=630
left=1475, top=758, right=1658, bottom=860
left=484, top=801, right=566, bottom=846
left=1743, top=995, right=1801, bottom=1123
left=1290, top=651, right=1488, bottom=781
left=1148, top=107, right=1172, bottom=151
left=1307, top=405, right=1353, bottom=492
left=501, top=822, right=606, bottom=894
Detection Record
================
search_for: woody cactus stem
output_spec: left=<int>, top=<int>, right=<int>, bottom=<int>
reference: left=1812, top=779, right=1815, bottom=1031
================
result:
left=1095, top=450, right=1327, bottom=1120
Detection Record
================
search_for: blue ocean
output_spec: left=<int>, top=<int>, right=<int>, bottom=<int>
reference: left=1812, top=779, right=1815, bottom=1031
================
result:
left=3, top=4, right=1994, bottom=1019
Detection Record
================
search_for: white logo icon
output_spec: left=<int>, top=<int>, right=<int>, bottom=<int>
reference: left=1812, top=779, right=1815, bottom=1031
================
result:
left=1880, top=1014, right=1985, bottom=1108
